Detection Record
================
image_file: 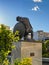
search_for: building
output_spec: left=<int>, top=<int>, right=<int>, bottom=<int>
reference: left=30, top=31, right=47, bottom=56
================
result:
left=33, top=30, right=49, bottom=41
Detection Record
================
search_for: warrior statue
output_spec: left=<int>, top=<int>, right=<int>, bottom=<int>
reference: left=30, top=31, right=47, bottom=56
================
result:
left=13, top=16, right=33, bottom=40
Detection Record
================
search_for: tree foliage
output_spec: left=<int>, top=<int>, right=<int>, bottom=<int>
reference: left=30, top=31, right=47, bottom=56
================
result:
left=42, top=40, right=49, bottom=57
left=0, top=24, right=15, bottom=64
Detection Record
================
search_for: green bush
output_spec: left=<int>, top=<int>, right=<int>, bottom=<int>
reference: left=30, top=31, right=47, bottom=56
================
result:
left=14, top=58, right=32, bottom=65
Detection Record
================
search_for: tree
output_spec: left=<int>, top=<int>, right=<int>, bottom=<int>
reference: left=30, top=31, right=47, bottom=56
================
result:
left=42, top=40, right=49, bottom=57
left=0, top=24, right=15, bottom=64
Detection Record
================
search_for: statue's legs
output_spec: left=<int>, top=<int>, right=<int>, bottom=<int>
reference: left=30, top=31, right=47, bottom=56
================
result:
left=24, top=32, right=28, bottom=40
left=24, top=30, right=33, bottom=40
left=31, top=30, right=33, bottom=39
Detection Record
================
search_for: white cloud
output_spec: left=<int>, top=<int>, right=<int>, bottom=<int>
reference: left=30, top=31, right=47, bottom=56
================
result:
left=32, top=6, right=39, bottom=11
left=33, top=0, right=42, bottom=2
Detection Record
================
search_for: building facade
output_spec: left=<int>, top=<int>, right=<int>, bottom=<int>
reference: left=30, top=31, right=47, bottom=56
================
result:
left=33, top=30, right=49, bottom=41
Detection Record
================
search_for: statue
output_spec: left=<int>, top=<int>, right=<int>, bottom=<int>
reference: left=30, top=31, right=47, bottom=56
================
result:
left=13, top=16, right=33, bottom=40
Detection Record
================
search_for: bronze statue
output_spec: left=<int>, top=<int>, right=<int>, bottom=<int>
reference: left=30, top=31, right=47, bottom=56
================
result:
left=13, top=16, right=33, bottom=40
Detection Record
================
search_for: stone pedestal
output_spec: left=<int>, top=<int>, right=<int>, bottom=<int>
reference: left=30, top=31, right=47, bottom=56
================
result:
left=11, top=41, right=42, bottom=65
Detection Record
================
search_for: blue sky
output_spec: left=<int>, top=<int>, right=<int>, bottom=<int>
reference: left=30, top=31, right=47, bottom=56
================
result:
left=0, top=0, right=49, bottom=32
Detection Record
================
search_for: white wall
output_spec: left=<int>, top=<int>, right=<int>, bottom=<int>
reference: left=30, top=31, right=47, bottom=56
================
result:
left=33, top=32, right=38, bottom=41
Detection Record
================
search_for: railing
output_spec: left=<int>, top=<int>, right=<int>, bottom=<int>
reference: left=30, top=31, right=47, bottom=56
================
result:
left=42, top=58, right=49, bottom=62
